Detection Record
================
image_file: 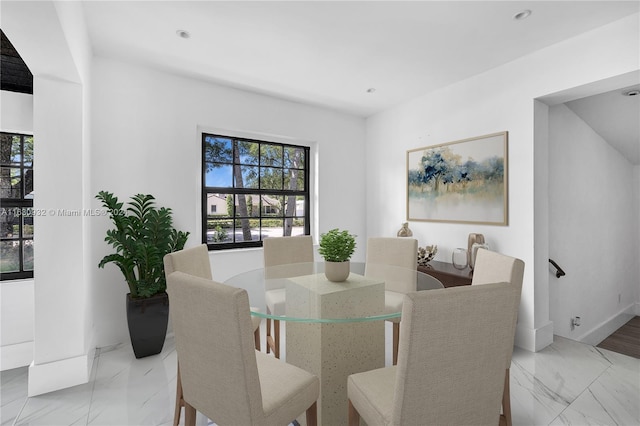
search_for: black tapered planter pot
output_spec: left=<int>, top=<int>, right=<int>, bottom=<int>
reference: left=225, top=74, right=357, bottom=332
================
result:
left=126, top=292, right=169, bottom=359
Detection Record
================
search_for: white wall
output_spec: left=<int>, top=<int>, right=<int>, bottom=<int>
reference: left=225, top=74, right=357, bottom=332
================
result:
left=0, top=90, right=34, bottom=371
left=1, top=91, right=33, bottom=133
left=549, top=104, right=638, bottom=344
left=365, top=14, right=639, bottom=351
left=90, top=56, right=366, bottom=346
left=0, top=280, right=34, bottom=370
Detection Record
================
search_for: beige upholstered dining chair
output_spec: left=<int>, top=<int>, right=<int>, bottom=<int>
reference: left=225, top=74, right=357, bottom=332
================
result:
left=262, top=235, right=314, bottom=359
left=167, top=271, right=320, bottom=426
left=364, top=237, right=418, bottom=365
left=347, top=282, right=519, bottom=426
left=163, top=244, right=261, bottom=426
left=471, top=248, right=525, bottom=426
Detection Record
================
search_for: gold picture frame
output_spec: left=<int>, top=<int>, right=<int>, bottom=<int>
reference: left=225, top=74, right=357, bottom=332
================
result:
left=406, top=131, right=508, bottom=225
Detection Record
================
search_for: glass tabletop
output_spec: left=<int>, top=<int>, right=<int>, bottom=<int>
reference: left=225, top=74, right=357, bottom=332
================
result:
left=224, top=262, right=443, bottom=323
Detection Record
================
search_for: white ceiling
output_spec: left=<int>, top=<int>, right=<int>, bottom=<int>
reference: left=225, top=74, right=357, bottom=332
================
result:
left=565, top=85, right=640, bottom=165
left=81, top=1, right=639, bottom=162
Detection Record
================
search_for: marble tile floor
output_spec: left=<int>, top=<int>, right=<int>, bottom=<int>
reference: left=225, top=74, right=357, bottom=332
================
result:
left=2, top=324, right=639, bottom=426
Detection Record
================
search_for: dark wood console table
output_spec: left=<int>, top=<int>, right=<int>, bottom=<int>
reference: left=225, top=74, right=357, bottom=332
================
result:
left=418, top=260, right=473, bottom=288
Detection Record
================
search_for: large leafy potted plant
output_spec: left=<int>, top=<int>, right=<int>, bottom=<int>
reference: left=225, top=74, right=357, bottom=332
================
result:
left=318, top=228, right=356, bottom=282
left=96, top=191, right=189, bottom=358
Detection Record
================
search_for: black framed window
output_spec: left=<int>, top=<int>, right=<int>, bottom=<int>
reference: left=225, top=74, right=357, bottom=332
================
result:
left=202, top=133, right=310, bottom=250
left=1, top=132, right=34, bottom=280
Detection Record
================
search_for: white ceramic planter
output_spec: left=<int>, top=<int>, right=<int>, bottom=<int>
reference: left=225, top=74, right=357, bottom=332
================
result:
left=324, top=261, right=350, bottom=282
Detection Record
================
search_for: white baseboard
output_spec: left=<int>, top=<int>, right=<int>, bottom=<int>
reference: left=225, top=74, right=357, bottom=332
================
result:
left=28, top=353, right=90, bottom=396
left=28, top=332, right=96, bottom=397
left=0, top=340, right=33, bottom=371
left=579, top=304, right=636, bottom=346
left=514, top=320, right=553, bottom=352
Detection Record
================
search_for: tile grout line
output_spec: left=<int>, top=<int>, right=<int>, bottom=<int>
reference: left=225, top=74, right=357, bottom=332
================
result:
left=548, top=361, right=618, bottom=425
left=84, top=351, right=103, bottom=426
left=10, top=392, right=29, bottom=426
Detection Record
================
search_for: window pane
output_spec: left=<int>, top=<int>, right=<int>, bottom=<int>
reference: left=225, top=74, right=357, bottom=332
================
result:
left=283, top=169, right=304, bottom=190
left=233, top=218, right=258, bottom=242
left=23, top=214, right=33, bottom=238
left=23, top=240, right=33, bottom=271
left=261, top=195, right=283, bottom=217
left=206, top=193, right=233, bottom=218
left=234, top=194, right=256, bottom=218
left=237, top=140, right=258, bottom=165
left=204, top=136, right=233, bottom=164
left=284, top=146, right=305, bottom=169
left=205, top=164, right=232, bottom=188
left=23, top=136, right=33, bottom=166
left=260, top=167, right=283, bottom=190
left=0, top=167, right=21, bottom=198
left=286, top=218, right=306, bottom=237
left=260, top=144, right=282, bottom=167
left=0, top=134, right=21, bottom=165
left=284, top=196, right=305, bottom=217
left=0, top=241, right=19, bottom=273
left=24, top=168, right=34, bottom=198
left=261, top=218, right=284, bottom=239
left=0, top=213, right=19, bottom=238
left=237, top=165, right=259, bottom=189
left=248, top=195, right=259, bottom=217
left=205, top=219, right=233, bottom=244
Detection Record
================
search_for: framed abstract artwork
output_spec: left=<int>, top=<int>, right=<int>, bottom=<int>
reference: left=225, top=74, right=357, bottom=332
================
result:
left=406, top=131, right=508, bottom=225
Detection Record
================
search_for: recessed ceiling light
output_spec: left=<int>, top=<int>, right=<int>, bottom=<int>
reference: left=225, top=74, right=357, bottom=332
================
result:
left=176, top=30, right=190, bottom=39
left=624, top=90, right=640, bottom=97
left=366, top=88, right=376, bottom=94
left=513, top=10, right=532, bottom=20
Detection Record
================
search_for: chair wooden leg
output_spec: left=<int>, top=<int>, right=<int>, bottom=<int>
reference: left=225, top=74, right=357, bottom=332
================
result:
left=173, top=364, right=184, bottom=426
left=393, top=322, right=400, bottom=365
left=306, top=401, right=318, bottom=426
left=266, top=321, right=280, bottom=358
left=273, top=319, right=280, bottom=359
left=348, top=399, right=360, bottom=426
left=254, top=328, right=261, bottom=350
left=502, top=368, right=512, bottom=426
left=499, top=414, right=508, bottom=426
left=266, top=315, right=272, bottom=354
left=266, top=307, right=280, bottom=358
left=184, top=401, right=197, bottom=426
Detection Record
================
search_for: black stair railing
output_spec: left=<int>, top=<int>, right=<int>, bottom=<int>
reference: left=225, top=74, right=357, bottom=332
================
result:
left=549, top=259, right=566, bottom=278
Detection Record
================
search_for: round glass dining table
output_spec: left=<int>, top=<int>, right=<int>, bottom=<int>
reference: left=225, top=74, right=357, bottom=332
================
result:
left=223, top=261, right=444, bottom=323
left=224, top=261, right=443, bottom=425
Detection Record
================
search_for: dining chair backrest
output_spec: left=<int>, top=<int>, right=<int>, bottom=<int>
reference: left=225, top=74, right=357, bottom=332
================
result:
left=167, top=271, right=264, bottom=425
left=263, top=235, right=314, bottom=282
left=365, top=237, right=417, bottom=294
left=393, top=283, right=518, bottom=425
left=471, top=248, right=525, bottom=364
left=163, top=244, right=215, bottom=426
left=471, top=249, right=524, bottom=290
left=164, top=244, right=212, bottom=280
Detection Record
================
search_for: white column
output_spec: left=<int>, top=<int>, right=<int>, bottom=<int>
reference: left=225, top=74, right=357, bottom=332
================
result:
left=28, top=77, right=93, bottom=396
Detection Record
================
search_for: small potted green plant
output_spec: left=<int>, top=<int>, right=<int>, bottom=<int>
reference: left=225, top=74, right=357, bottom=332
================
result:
left=96, top=191, right=190, bottom=358
left=318, top=228, right=356, bottom=282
